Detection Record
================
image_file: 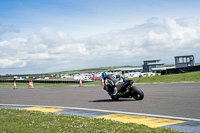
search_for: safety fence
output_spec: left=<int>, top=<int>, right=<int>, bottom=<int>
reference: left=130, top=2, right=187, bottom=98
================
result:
left=166, top=65, right=200, bottom=74
left=0, top=80, right=91, bottom=84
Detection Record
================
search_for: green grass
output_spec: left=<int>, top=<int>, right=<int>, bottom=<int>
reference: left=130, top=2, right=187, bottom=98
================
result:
left=86, top=71, right=200, bottom=84
left=0, top=108, right=181, bottom=133
left=134, top=71, right=200, bottom=83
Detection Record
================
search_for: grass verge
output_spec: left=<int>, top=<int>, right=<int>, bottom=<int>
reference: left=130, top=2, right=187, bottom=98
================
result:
left=0, top=108, right=181, bottom=133
left=133, top=71, right=200, bottom=83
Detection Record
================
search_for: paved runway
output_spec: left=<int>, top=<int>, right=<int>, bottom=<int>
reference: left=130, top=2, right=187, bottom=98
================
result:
left=0, top=82, right=200, bottom=119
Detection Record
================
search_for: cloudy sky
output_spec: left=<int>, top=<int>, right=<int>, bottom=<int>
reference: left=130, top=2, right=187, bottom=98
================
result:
left=1, top=0, right=200, bottom=74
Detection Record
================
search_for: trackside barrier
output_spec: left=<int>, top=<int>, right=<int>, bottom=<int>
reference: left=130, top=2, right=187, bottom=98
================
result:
left=0, top=80, right=90, bottom=84
left=165, top=65, right=200, bottom=74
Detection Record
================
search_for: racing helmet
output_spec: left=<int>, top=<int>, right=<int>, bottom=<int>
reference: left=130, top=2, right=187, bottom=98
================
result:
left=102, top=72, right=108, bottom=79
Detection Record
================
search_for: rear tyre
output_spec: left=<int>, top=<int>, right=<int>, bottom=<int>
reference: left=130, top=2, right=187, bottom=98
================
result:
left=130, top=86, right=144, bottom=100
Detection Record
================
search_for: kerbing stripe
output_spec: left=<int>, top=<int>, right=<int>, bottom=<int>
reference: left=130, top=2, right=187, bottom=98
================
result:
left=95, top=114, right=187, bottom=128
left=1, top=103, right=200, bottom=122
left=22, top=107, right=67, bottom=112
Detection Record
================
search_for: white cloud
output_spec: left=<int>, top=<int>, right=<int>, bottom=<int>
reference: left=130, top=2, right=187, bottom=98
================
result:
left=0, top=17, right=200, bottom=74
left=0, top=59, right=27, bottom=68
left=27, top=27, right=70, bottom=46
left=0, top=25, right=20, bottom=35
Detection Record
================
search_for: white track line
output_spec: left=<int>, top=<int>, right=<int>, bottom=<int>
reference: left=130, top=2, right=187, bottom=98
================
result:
left=1, top=103, right=200, bottom=122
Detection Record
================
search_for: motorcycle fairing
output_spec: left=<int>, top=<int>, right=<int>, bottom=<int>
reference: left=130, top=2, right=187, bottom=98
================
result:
left=120, top=80, right=134, bottom=91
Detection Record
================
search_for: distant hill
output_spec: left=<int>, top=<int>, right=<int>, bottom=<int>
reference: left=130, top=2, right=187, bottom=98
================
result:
left=50, top=66, right=141, bottom=74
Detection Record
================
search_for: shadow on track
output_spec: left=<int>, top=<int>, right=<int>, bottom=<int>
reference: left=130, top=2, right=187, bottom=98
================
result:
left=89, top=98, right=137, bottom=102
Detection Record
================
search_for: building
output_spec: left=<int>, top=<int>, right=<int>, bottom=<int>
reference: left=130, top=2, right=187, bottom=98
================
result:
left=175, top=55, right=195, bottom=68
left=153, top=55, right=197, bottom=74
left=152, top=66, right=175, bottom=74
left=109, top=55, right=197, bottom=75
left=143, top=59, right=164, bottom=72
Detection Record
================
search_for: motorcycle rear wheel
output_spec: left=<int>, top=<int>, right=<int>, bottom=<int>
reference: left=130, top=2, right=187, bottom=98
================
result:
left=130, top=86, right=144, bottom=100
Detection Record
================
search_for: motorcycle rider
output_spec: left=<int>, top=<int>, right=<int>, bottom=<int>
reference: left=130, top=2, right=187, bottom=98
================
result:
left=116, top=74, right=125, bottom=83
left=102, top=72, right=125, bottom=99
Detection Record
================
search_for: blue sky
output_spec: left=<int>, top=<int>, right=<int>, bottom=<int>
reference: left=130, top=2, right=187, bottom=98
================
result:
left=0, top=0, right=200, bottom=74
left=2, top=0, right=200, bottom=38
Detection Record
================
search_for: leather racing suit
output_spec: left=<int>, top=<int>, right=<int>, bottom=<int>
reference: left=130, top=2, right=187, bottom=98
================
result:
left=103, top=74, right=125, bottom=98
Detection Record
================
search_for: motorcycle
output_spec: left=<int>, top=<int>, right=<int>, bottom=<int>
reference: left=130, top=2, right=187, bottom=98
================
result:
left=103, top=76, right=144, bottom=100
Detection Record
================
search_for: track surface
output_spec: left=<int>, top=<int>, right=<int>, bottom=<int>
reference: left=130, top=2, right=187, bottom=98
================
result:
left=0, top=82, right=200, bottom=119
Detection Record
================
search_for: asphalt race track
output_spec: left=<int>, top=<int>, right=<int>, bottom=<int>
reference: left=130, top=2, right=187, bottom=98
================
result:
left=0, top=82, right=200, bottom=119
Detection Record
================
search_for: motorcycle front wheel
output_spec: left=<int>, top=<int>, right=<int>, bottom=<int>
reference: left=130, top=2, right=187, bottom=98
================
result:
left=111, top=95, right=119, bottom=100
left=130, top=86, right=144, bottom=100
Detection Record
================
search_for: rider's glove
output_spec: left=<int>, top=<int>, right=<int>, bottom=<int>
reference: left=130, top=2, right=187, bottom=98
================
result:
left=110, top=93, right=114, bottom=97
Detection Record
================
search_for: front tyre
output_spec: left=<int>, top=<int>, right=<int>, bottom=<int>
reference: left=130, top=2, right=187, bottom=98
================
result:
left=111, top=97, right=119, bottom=101
left=130, top=86, right=144, bottom=100
left=110, top=95, right=119, bottom=101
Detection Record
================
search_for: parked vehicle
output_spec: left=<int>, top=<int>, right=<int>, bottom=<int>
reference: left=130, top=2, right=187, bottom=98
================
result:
left=90, top=74, right=100, bottom=81
left=140, top=73, right=147, bottom=77
left=124, top=72, right=141, bottom=78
